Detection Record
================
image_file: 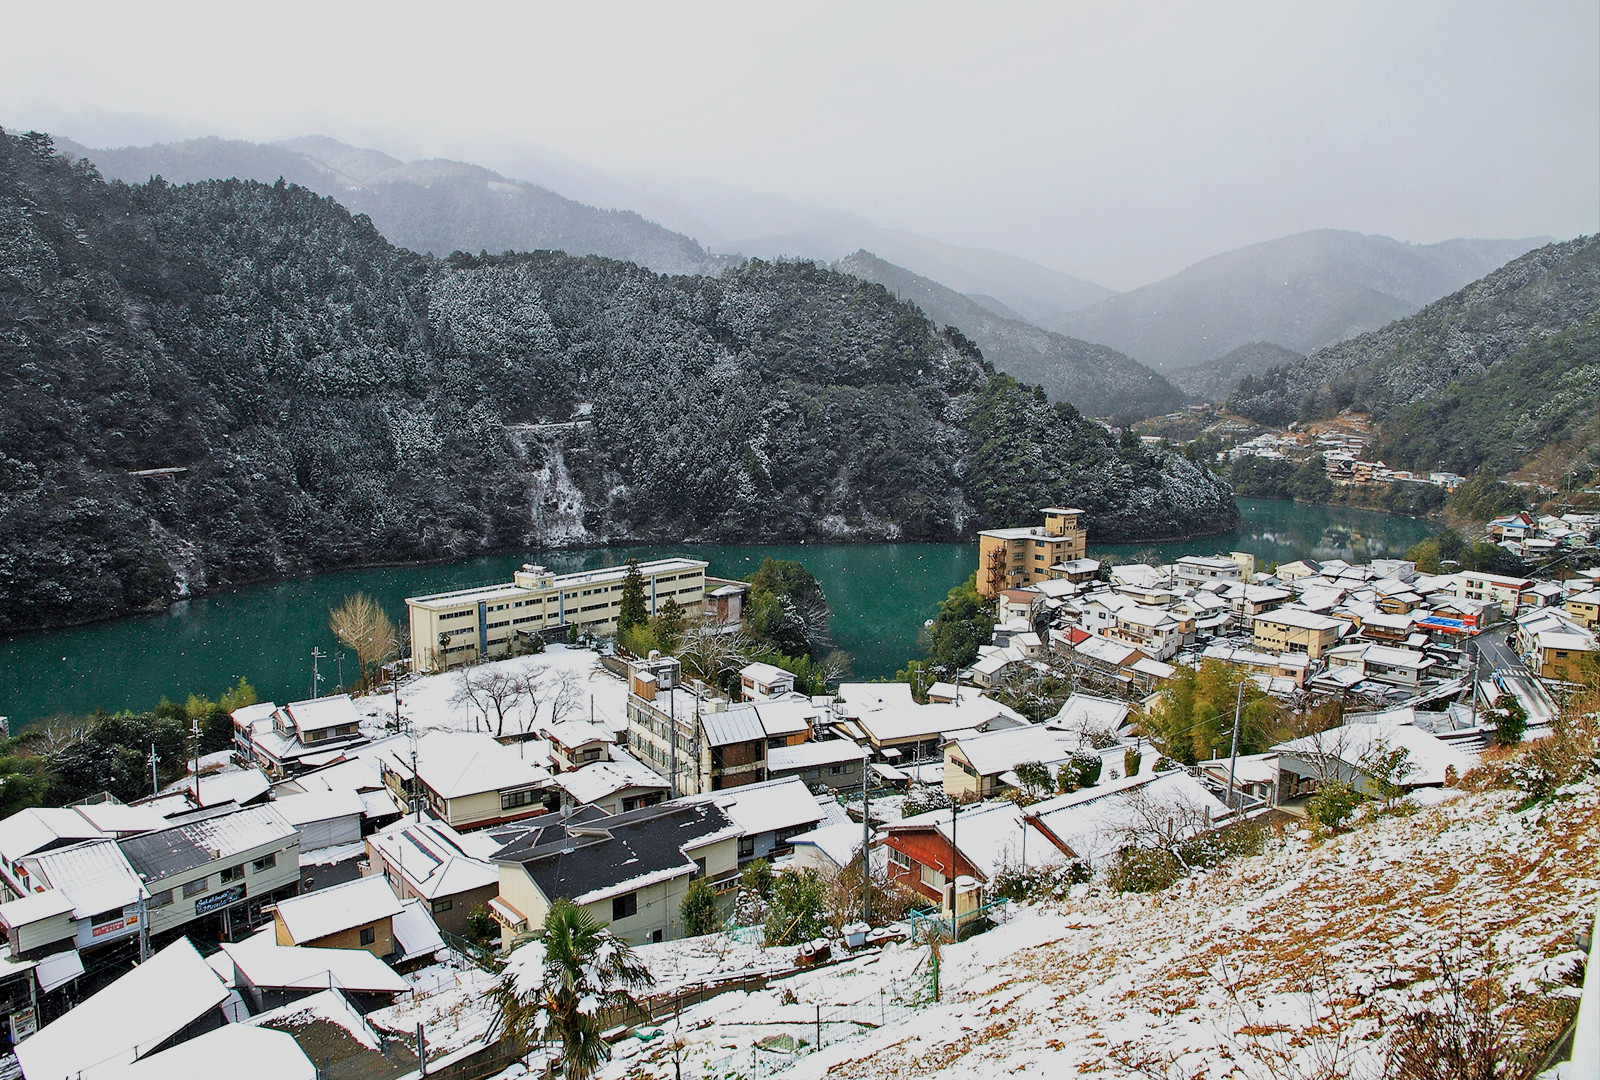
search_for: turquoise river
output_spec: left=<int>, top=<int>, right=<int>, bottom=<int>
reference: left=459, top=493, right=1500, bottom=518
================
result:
left=0, top=499, right=1432, bottom=726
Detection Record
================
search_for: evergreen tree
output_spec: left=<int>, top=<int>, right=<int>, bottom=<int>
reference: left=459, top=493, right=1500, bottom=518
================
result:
left=679, top=876, right=721, bottom=937
left=763, top=868, right=828, bottom=946
left=616, top=560, right=648, bottom=637
left=492, top=899, right=654, bottom=1080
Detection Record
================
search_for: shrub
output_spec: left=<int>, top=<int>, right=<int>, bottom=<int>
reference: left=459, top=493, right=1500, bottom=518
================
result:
left=464, top=905, right=497, bottom=944
left=992, top=861, right=1091, bottom=902
left=1108, top=846, right=1184, bottom=893
left=1306, top=780, right=1363, bottom=829
left=764, top=869, right=828, bottom=946
left=904, top=784, right=953, bottom=816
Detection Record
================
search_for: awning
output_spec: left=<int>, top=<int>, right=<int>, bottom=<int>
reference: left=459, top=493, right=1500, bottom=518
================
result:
left=35, top=949, right=84, bottom=993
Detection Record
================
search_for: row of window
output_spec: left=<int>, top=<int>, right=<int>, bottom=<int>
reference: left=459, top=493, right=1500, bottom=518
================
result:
left=149, top=853, right=278, bottom=908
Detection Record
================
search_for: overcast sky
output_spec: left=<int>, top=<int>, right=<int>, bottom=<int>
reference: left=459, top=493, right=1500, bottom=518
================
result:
left=5, top=0, right=1596, bottom=287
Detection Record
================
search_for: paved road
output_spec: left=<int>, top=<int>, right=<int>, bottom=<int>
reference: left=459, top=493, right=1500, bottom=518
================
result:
left=1472, top=629, right=1558, bottom=726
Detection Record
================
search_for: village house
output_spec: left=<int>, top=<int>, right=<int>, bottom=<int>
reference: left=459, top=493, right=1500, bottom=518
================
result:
left=1025, top=772, right=1230, bottom=870
left=272, top=875, right=405, bottom=957
left=766, top=738, right=866, bottom=792
left=363, top=818, right=501, bottom=936
left=1252, top=607, right=1345, bottom=658
left=379, top=731, right=551, bottom=831
left=540, top=718, right=615, bottom=771
left=216, top=932, right=409, bottom=1016
left=1515, top=609, right=1598, bottom=683
left=1273, top=715, right=1477, bottom=800
left=549, top=750, right=671, bottom=815
left=1322, top=642, right=1437, bottom=689
left=488, top=801, right=740, bottom=948
left=739, top=661, right=796, bottom=701
left=882, top=801, right=1070, bottom=905
left=118, top=802, right=302, bottom=944
left=943, top=723, right=1083, bottom=801
left=701, top=577, right=750, bottom=625
left=628, top=668, right=764, bottom=796
left=977, top=507, right=1088, bottom=599
left=1172, top=554, right=1247, bottom=587
left=14, top=938, right=244, bottom=1080
left=246, top=695, right=369, bottom=778
left=1564, top=589, right=1600, bottom=629
left=830, top=683, right=1027, bottom=765
left=685, top=776, right=834, bottom=864
left=405, top=557, right=708, bottom=672
left=1451, top=570, right=1534, bottom=616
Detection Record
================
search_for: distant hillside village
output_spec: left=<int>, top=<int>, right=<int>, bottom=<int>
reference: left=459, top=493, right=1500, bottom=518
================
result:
left=0, top=512, right=1595, bottom=1079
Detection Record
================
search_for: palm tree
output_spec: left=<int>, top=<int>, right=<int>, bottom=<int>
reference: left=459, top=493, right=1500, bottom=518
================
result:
left=492, top=899, right=655, bottom=1080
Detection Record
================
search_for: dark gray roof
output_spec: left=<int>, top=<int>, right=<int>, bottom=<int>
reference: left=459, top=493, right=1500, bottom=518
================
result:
left=120, top=828, right=212, bottom=882
left=490, top=802, right=738, bottom=903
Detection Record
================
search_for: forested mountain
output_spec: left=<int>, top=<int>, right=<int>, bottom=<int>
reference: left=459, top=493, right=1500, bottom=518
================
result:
left=55, top=135, right=725, bottom=276
left=835, top=251, right=1184, bottom=421
left=1169, top=341, right=1304, bottom=402
left=1053, top=230, right=1548, bottom=371
left=1228, top=235, right=1600, bottom=476
left=0, top=130, right=1237, bottom=632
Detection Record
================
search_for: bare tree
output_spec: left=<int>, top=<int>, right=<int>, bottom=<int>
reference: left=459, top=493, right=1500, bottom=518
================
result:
left=676, top=619, right=754, bottom=686
left=328, top=593, right=397, bottom=691
left=548, top=671, right=587, bottom=726
left=451, top=667, right=528, bottom=736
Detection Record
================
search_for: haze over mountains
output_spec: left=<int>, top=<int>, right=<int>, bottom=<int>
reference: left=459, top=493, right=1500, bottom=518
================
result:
left=1052, top=230, right=1551, bottom=373
left=835, top=251, right=1183, bottom=422
left=58, top=133, right=1558, bottom=409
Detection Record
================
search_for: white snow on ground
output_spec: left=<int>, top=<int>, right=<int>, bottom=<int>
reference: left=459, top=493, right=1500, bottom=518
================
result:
left=591, top=777, right=1600, bottom=1080
left=367, top=955, right=502, bottom=1058
left=632, top=932, right=801, bottom=996
left=355, top=646, right=628, bottom=744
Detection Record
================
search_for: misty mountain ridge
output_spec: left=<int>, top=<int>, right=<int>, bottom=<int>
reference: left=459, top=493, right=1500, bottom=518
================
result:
left=54, top=134, right=728, bottom=276
left=56, top=133, right=1118, bottom=334
left=1053, top=229, right=1552, bottom=371
left=1169, top=341, right=1304, bottom=403
left=835, top=250, right=1184, bottom=421
left=1227, top=234, right=1600, bottom=477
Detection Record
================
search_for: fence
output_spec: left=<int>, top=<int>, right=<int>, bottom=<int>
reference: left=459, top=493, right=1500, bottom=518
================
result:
left=907, top=897, right=1014, bottom=943
left=697, top=952, right=934, bottom=1079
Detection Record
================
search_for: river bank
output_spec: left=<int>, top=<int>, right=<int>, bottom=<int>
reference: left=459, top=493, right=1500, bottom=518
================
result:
left=0, top=500, right=1432, bottom=727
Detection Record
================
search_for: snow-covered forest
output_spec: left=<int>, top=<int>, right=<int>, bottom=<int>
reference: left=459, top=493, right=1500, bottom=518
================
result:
left=0, top=129, right=1238, bottom=632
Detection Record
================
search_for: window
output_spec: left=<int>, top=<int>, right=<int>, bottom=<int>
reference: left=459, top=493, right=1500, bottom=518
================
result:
left=148, top=889, right=174, bottom=909
left=920, top=864, right=946, bottom=889
left=91, top=907, right=125, bottom=928
left=252, top=853, right=278, bottom=873
left=359, top=927, right=376, bottom=946
left=651, top=929, right=664, bottom=943
left=219, top=864, right=245, bottom=885
left=432, top=898, right=453, bottom=914
left=183, top=877, right=209, bottom=898
left=502, top=788, right=540, bottom=811
left=829, top=764, right=848, bottom=775
left=612, top=893, right=637, bottom=920
left=888, top=848, right=911, bottom=870
left=739, top=836, right=755, bottom=858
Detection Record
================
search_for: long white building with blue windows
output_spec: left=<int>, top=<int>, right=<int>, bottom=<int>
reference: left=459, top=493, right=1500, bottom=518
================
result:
left=406, top=558, right=707, bottom=672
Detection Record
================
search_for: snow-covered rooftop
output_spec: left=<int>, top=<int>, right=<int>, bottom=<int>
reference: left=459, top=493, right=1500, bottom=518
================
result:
left=274, top=875, right=404, bottom=944
left=689, top=776, right=826, bottom=838
left=365, top=818, right=498, bottom=901
left=15, top=938, right=227, bottom=1080
left=98, top=1023, right=314, bottom=1080
left=220, top=933, right=408, bottom=994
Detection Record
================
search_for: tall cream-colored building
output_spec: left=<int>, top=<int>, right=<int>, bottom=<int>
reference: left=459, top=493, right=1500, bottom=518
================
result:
left=406, top=558, right=707, bottom=672
left=977, top=508, right=1087, bottom=599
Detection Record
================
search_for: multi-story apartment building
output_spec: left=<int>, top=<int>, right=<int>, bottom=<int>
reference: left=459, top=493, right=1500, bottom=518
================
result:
left=406, top=558, right=708, bottom=672
left=1452, top=571, right=1533, bottom=617
left=977, top=508, right=1087, bottom=599
left=625, top=655, right=769, bottom=796
left=1252, top=608, right=1345, bottom=658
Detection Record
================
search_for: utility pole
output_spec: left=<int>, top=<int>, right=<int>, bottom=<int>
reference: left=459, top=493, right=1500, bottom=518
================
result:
left=1468, top=640, right=1481, bottom=728
left=411, top=734, right=422, bottom=823
left=149, top=743, right=159, bottom=797
left=1225, top=677, right=1245, bottom=811
left=310, top=647, right=327, bottom=700
left=861, top=750, right=872, bottom=925
left=335, top=652, right=346, bottom=693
